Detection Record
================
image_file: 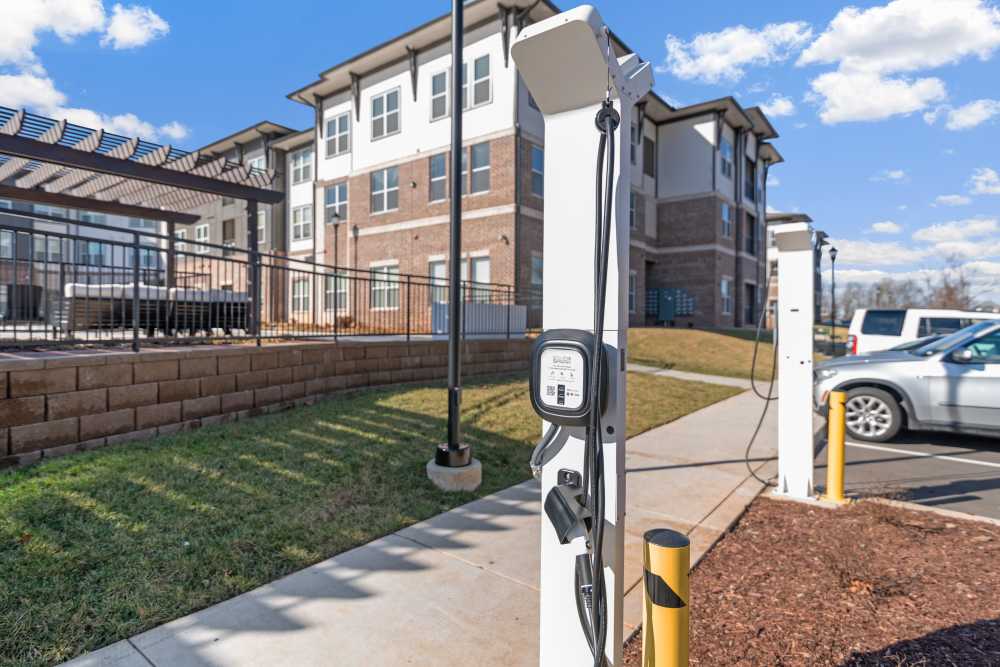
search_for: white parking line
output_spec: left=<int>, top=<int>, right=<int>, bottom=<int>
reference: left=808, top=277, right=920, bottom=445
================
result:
left=846, top=441, right=1000, bottom=469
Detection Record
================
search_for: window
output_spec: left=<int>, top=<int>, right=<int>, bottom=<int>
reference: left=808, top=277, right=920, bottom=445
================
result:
left=469, top=256, right=490, bottom=303
left=469, top=142, right=490, bottom=193
left=745, top=215, right=757, bottom=255
left=371, top=88, right=400, bottom=140
left=431, top=71, right=448, bottom=120
left=630, top=125, right=639, bottom=165
left=292, top=278, right=310, bottom=313
left=919, top=317, right=982, bottom=337
left=325, top=112, right=350, bottom=157
left=429, top=260, right=447, bottom=303
left=175, top=229, right=188, bottom=252
left=744, top=284, right=756, bottom=325
left=247, top=155, right=266, bottom=170
left=325, top=274, right=347, bottom=311
left=530, top=145, right=544, bottom=197
left=530, top=254, right=543, bottom=286
left=629, top=191, right=637, bottom=230
left=291, top=149, right=313, bottom=184
left=292, top=204, right=313, bottom=241
left=745, top=158, right=756, bottom=202
left=222, top=219, right=236, bottom=244
left=370, top=264, right=400, bottom=309
left=720, top=137, right=734, bottom=179
left=861, top=310, right=906, bottom=336
left=643, top=137, right=655, bottom=178
left=324, top=182, right=348, bottom=223
left=0, top=199, right=11, bottom=209
left=195, top=224, right=209, bottom=253
left=257, top=210, right=266, bottom=246
left=721, top=203, right=733, bottom=238
left=628, top=271, right=637, bottom=313
left=370, top=167, right=399, bottom=213
left=429, top=154, right=447, bottom=202
left=720, top=278, right=732, bottom=314
left=462, top=55, right=491, bottom=109
left=960, top=330, right=1000, bottom=363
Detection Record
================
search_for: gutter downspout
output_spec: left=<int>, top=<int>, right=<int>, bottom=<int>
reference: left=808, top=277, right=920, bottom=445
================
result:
left=733, top=127, right=743, bottom=327
left=511, top=10, right=521, bottom=309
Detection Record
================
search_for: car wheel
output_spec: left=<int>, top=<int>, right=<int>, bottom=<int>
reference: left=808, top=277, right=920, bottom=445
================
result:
left=844, top=387, right=903, bottom=442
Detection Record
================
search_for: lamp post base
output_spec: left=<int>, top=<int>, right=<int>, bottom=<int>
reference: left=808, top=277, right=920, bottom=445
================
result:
left=427, top=450, right=481, bottom=492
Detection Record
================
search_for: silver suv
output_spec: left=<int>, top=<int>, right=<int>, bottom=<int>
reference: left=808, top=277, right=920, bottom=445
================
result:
left=814, top=321, right=1000, bottom=442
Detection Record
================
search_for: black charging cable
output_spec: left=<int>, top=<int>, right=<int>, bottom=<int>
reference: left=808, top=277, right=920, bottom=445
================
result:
left=744, top=267, right=779, bottom=487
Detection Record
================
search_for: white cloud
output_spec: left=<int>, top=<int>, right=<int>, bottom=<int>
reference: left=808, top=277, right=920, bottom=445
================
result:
left=897, top=204, right=909, bottom=211
left=0, top=2, right=184, bottom=143
left=970, top=167, right=1000, bottom=195
left=924, top=99, right=1000, bottom=130
left=798, top=0, right=1000, bottom=124
left=806, top=70, right=946, bottom=124
left=827, top=238, right=930, bottom=266
left=0, top=71, right=67, bottom=111
left=660, top=21, right=813, bottom=84
left=767, top=174, right=780, bottom=187
left=101, top=4, right=168, bottom=49
left=933, top=194, right=972, bottom=207
left=758, top=93, right=796, bottom=117
left=0, top=0, right=106, bottom=68
left=793, top=122, right=808, bottom=129
left=912, top=217, right=999, bottom=242
left=798, top=0, right=1000, bottom=73
left=870, top=221, right=903, bottom=234
left=870, top=168, right=909, bottom=183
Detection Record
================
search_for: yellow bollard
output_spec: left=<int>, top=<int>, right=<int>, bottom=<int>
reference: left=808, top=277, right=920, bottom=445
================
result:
left=823, top=390, right=848, bottom=504
left=642, top=529, right=689, bottom=667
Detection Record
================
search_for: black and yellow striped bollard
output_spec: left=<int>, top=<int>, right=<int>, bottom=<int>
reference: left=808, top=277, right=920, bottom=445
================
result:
left=642, top=528, right=689, bottom=666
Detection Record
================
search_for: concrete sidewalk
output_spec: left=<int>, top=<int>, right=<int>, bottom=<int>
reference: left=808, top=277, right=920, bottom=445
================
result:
left=65, top=389, right=777, bottom=667
left=628, top=362, right=757, bottom=390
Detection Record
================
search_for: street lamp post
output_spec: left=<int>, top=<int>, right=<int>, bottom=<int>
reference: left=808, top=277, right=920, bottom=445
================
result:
left=830, top=246, right=838, bottom=355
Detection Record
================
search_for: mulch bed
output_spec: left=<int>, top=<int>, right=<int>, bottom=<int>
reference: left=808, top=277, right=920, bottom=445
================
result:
left=623, top=497, right=1000, bottom=666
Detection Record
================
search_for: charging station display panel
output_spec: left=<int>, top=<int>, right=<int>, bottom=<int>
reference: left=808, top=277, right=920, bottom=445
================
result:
left=539, top=346, right=586, bottom=410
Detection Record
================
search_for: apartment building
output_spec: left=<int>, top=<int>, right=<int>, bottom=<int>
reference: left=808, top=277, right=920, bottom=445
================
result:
left=176, top=121, right=296, bottom=256
left=277, top=0, right=784, bottom=329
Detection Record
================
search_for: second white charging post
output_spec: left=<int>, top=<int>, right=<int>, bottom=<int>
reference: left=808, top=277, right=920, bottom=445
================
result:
left=512, top=6, right=652, bottom=666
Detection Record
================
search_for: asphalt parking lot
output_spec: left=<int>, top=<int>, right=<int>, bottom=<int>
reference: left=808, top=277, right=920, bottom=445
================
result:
left=815, top=431, right=1000, bottom=520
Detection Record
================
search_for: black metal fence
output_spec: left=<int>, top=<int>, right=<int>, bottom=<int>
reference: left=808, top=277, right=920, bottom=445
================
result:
left=0, top=211, right=541, bottom=350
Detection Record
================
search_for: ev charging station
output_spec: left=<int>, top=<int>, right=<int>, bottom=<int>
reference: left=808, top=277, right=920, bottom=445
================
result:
left=771, top=222, right=818, bottom=500
left=512, top=6, right=652, bottom=666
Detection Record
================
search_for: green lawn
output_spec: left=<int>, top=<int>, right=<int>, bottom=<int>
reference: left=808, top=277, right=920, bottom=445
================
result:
left=628, top=328, right=776, bottom=380
left=0, top=372, right=739, bottom=667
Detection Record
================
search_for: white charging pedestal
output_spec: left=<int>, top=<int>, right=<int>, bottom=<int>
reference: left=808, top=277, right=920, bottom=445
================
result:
left=511, top=6, right=652, bottom=666
left=772, top=222, right=817, bottom=499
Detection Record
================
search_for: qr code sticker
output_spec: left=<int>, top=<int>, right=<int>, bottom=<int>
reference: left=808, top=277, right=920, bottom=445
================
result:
left=546, top=386, right=556, bottom=396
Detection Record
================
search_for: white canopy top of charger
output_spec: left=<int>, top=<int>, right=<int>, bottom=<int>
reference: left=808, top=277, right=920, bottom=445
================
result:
left=511, top=5, right=652, bottom=114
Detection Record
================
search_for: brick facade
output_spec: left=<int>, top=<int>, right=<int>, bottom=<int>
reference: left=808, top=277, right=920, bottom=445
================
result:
left=0, top=339, right=531, bottom=469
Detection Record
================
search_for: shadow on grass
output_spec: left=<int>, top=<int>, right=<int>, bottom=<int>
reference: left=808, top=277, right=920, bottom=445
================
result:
left=841, top=618, right=1000, bottom=666
left=0, top=376, right=538, bottom=667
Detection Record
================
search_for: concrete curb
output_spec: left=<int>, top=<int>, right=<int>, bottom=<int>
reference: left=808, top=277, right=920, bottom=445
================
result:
left=863, top=496, right=1000, bottom=527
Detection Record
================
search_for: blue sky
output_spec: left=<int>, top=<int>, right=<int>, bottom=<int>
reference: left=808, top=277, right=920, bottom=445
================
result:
left=1, top=0, right=999, bottom=300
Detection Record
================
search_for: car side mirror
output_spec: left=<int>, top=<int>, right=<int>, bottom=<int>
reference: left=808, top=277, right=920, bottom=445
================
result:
left=951, top=349, right=975, bottom=363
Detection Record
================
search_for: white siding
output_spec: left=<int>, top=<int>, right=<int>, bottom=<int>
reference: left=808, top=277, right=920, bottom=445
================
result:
left=656, top=113, right=714, bottom=198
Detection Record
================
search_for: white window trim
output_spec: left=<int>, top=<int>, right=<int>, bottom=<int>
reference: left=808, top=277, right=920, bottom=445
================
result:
left=291, top=277, right=311, bottom=313
left=370, top=167, right=400, bottom=215
left=429, top=153, right=448, bottom=202
left=325, top=111, right=351, bottom=158
left=194, top=224, right=210, bottom=253
left=257, top=210, right=266, bottom=247
left=720, top=277, right=733, bottom=315
left=429, top=70, right=449, bottom=122
left=324, top=181, right=348, bottom=223
left=469, top=142, right=490, bottom=195
left=464, top=54, right=493, bottom=110
left=369, top=261, right=401, bottom=311
left=290, top=149, right=313, bottom=185
left=291, top=204, right=313, bottom=241
left=370, top=87, right=402, bottom=141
